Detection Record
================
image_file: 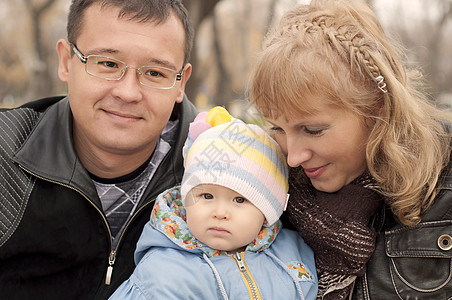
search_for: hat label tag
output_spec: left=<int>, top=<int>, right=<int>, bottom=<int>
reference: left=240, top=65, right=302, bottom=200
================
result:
left=283, top=193, right=290, bottom=211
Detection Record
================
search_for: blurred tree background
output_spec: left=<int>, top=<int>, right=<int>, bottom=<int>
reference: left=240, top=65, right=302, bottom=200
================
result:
left=0, top=0, right=451, bottom=119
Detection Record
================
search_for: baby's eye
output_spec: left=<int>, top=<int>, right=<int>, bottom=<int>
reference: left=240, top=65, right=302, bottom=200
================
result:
left=201, top=193, right=213, bottom=200
left=234, top=197, right=247, bottom=204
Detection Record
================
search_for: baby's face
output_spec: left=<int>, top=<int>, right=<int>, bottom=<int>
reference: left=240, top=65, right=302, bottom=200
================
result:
left=185, top=184, right=265, bottom=253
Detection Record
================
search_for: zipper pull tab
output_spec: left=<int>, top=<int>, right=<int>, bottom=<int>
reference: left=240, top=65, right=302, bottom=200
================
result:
left=234, top=252, right=246, bottom=272
left=105, top=250, right=116, bottom=285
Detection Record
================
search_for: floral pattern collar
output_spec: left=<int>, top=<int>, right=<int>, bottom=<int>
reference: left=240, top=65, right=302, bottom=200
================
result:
left=150, top=185, right=281, bottom=257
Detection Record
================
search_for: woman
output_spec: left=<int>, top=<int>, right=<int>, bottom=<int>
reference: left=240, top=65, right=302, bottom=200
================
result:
left=250, top=0, right=452, bottom=299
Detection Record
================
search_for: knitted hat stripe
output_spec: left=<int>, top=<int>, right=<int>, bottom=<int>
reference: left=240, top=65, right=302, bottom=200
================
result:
left=181, top=174, right=280, bottom=226
left=182, top=161, right=285, bottom=212
left=187, top=122, right=287, bottom=172
left=187, top=132, right=287, bottom=176
left=181, top=163, right=284, bottom=225
left=184, top=153, right=288, bottom=204
left=228, top=122, right=287, bottom=163
left=186, top=133, right=287, bottom=189
left=184, top=146, right=288, bottom=193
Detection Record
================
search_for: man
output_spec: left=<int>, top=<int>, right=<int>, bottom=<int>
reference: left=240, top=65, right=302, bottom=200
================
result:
left=0, top=0, right=197, bottom=299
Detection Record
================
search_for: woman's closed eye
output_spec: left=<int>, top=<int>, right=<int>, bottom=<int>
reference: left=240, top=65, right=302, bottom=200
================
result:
left=270, top=125, right=327, bottom=136
left=270, top=126, right=285, bottom=134
left=304, top=126, right=328, bottom=136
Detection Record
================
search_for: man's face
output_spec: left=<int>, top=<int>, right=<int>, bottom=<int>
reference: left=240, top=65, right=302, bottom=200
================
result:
left=57, top=3, right=191, bottom=176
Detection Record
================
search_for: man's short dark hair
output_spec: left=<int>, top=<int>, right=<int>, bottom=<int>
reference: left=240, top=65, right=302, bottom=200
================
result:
left=67, top=0, right=194, bottom=64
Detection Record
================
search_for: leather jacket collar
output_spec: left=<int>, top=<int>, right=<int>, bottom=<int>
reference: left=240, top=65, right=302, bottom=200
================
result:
left=13, top=97, right=99, bottom=202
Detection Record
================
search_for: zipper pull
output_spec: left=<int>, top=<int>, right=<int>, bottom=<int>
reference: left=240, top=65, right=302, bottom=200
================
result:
left=105, top=250, right=116, bottom=285
left=234, top=252, right=246, bottom=272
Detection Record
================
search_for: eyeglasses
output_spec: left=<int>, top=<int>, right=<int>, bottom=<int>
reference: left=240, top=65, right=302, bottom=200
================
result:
left=71, top=44, right=183, bottom=90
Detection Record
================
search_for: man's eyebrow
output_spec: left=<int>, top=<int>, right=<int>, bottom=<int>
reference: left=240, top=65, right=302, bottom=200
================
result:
left=84, top=48, right=179, bottom=70
left=85, top=48, right=119, bottom=56
left=146, top=58, right=178, bottom=71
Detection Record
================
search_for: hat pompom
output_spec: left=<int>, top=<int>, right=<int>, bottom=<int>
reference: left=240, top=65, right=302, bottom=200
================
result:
left=206, top=106, right=232, bottom=127
left=189, top=114, right=211, bottom=140
left=188, top=107, right=232, bottom=141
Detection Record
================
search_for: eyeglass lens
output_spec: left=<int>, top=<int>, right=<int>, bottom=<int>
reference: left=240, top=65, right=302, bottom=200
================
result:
left=85, top=55, right=179, bottom=89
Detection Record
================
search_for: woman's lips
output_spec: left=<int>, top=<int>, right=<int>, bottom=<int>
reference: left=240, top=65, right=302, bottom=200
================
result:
left=303, top=164, right=328, bottom=179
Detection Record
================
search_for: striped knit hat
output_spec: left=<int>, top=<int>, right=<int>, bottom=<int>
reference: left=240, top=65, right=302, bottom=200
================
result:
left=181, top=107, right=289, bottom=226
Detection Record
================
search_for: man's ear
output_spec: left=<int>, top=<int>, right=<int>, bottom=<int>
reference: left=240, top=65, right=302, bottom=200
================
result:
left=175, top=63, right=192, bottom=103
left=56, top=39, right=72, bottom=83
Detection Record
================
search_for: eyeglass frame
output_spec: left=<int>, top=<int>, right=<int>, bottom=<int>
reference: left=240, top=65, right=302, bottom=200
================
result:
left=71, top=44, right=184, bottom=90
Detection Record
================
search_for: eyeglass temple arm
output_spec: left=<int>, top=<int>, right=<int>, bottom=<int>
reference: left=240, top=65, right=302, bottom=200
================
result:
left=71, top=44, right=87, bottom=64
left=176, top=65, right=186, bottom=81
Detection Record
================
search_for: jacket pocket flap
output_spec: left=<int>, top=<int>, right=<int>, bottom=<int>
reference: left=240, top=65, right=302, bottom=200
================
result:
left=386, top=220, right=452, bottom=258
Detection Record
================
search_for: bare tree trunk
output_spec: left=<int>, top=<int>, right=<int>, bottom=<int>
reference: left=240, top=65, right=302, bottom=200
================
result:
left=24, top=0, right=57, bottom=102
left=212, top=11, right=234, bottom=107
left=239, top=0, right=251, bottom=96
left=425, top=0, right=452, bottom=95
left=265, top=0, right=278, bottom=32
left=183, top=0, right=221, bottom=103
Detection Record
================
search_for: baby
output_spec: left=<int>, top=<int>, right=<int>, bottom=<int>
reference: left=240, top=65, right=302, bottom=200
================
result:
left=110, top=107, right=318, bottom=300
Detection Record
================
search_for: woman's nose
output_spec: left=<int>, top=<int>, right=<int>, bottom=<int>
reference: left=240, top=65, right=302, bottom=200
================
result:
left=285, top=136, right=313, bottom=168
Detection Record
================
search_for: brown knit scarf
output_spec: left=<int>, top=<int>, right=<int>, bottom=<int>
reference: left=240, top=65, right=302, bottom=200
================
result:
left=287, top=167, right=385, bottom=299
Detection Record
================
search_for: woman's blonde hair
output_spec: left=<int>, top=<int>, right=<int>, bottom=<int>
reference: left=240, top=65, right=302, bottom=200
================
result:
left=250, top=0, right=451, bottom=226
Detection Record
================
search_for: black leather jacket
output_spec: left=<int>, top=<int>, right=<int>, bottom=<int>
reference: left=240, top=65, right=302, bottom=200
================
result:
left=0, top=96, right=197, bottom=299
left=352, top=161, right=452, bottom=299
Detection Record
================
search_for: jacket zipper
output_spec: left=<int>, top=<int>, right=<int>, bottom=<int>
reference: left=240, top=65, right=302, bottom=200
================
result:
left=105, top=199, right=155, bottom=284
left=106, top=140, right=181, bottom=283
left=18, top=165, right=153, bottom=285
left=231, top=252, right=262, bottom=300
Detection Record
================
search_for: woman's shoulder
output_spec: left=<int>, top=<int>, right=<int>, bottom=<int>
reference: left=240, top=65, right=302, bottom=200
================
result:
left=440, top=156, right=452, bottom=188
left=422, top=167, right=452, bottom=222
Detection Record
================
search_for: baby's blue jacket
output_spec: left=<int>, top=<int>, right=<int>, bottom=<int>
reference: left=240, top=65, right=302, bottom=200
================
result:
left=109, top=186, right=318, bottom=300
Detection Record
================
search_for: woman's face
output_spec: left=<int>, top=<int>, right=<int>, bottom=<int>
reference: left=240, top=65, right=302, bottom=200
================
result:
left=265, top=96, right=372, bottom=193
